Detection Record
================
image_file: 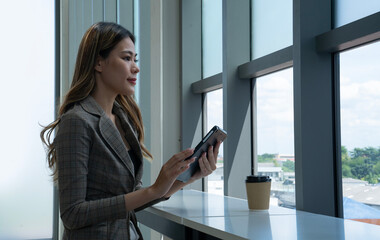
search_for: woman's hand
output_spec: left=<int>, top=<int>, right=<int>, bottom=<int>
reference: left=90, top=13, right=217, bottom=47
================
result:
left=150, top=149, right=195, bottom=198
left=190, top=141, right=222, bottom=182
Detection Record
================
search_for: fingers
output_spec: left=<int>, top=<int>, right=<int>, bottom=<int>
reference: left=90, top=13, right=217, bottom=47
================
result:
left=166, top=148, right=194, bottom=168
left=199, top=154, right=212, bottom=176
left=214, top=141, right=221, bottom=158
left=207, top=146, right=217, bottom=170
left=198, top=142, right=221, bottom=177
left=198, top=154, right=213, bottom=176
left=177, top=157, right=195, bottom=172
left=177, top=157, right=195, bottom=174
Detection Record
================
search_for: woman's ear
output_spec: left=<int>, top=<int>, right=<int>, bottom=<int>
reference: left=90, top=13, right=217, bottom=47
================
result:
left=94, top=56, right=104, bottom=73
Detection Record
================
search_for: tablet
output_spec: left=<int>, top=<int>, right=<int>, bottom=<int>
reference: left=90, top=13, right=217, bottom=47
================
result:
left=177, top=126, right=227, bottom=182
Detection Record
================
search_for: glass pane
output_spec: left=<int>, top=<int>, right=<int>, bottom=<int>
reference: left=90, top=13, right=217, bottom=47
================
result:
left=340, top=41, right=380, bottom=224
left=251, top=0, right=292, bottom=60
left=202, top=0, right=223, bottom=78
left=334, top=0, right=380, bottom=28
left=256, top=68, right=295, bottom=208
left=0, top=1, right=54, bottom=238
left=206, top=89, right=224, bottom=195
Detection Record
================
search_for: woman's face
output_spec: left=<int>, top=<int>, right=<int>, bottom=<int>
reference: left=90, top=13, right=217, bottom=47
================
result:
left=95, top=37, right=139, bottom=97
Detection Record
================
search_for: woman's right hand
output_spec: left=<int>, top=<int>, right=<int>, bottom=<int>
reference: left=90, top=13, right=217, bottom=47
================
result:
left=150, top=148, right=195, bottom=198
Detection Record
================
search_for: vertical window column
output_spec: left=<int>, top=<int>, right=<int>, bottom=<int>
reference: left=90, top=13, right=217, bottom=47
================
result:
left=293, top=0, right=338, bottom=216
left=181, top=0, right=203, bottom=191
left=222, top=0, right=251, bottom=198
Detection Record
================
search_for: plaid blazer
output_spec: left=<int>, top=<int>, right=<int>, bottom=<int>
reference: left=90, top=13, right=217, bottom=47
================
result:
left=55, top=96, right=145, bottom=239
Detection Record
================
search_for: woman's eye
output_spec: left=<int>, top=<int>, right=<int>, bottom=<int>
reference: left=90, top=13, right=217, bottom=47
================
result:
left=123, top=56, right=131, bottom=61
left=134, top=59, right=139, bottom=63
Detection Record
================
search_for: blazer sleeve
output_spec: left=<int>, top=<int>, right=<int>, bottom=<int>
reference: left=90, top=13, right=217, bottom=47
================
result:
left=55, top=114, right=127, bottom=230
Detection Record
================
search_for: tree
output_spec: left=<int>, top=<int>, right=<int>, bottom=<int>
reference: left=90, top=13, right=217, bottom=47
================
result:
left=342, top=164, right=352, bottom=178
left=282, top=160, right=294, bottom=172
left=258, top=153, right=276, bottom=163
left=373, top=161, right=380, bottom=175
left=341, top=146, right=380, bottom=184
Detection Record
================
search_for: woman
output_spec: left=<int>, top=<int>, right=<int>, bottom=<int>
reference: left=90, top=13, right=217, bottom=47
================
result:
left=40, top=22, right=221, bottom=239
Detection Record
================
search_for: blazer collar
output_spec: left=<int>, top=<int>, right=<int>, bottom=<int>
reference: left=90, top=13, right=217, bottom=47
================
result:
left=79, top=95, right=105, bottom=117
left=79, top=96, right=143, bottom=178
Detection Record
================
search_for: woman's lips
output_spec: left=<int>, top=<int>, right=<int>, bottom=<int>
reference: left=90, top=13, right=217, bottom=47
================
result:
left=128, top=78, right=137, bottom=85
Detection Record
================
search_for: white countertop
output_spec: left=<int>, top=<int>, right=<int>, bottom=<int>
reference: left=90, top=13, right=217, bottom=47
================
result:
left=141, top=190, right=380, bottom=240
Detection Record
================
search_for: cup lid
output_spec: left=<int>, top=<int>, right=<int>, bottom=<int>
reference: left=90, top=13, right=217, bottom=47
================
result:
left=246, top=175, right=271, bottom=183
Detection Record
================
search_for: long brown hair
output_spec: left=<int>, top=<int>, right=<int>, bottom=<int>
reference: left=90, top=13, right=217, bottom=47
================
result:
left=41, top=22, right=152, bottom=182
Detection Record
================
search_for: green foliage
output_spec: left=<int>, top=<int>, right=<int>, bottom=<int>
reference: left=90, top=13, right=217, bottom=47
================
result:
left=374, top=161, right=380, bottom=175
left=341, top=164, right=352, bottom=178
left=341, top=146, right=380, bottom=184
left=258, top=153, right=276, bottom=163
left=282, top=160, right=294, bottom=172
left=257, top=153, right=281, bottom=167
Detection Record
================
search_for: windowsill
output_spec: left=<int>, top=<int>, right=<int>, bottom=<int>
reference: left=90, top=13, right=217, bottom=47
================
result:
left=136, top=189, right=380, bottom=239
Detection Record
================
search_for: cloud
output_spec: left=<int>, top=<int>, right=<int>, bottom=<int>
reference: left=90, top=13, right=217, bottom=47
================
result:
left=340, top=41, right=380, bottom=150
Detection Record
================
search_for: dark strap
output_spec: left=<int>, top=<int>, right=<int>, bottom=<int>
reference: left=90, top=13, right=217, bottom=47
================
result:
left=130, top=211, right=144, bottom=240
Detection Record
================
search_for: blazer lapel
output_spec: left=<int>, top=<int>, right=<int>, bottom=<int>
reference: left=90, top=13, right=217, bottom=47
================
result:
left=80, top=96, right=135, bottom=177
left=113, top=103, right=144, bottom=180
left=98, top=116, right=135, bottom=176
left=112, top=104, right=143, bottom=161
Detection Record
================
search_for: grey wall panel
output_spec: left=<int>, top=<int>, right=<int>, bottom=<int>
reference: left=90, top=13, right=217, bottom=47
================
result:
left=68, top=0, right=78, bottom=86
left=136, top=2, right=152, bottom=239
left=65, top=0, right=129, bottom=89
left=83, top=0, right=93, bottom=29
left=61, top=0, right=69, bottom=96
left=223, top=0, right=251, bottom=198
left=162, top=0, right=181, bottom=164
left=138, top=0, right=151, bottom=182
left=93, top=0, right=104, bottom=22
left=105, top=0, right=117, bottom=22
left=119, top=0, right=134, bottom=32
left=181, top=0, right=203, bottom=191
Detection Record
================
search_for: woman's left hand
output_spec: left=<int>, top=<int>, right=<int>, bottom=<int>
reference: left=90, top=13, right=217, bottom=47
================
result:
left=190, top=141, right=222, bottom=182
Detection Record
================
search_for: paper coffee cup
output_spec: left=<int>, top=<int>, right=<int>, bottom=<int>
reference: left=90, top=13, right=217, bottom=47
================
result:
left=245, top=175, right=271, bottom=210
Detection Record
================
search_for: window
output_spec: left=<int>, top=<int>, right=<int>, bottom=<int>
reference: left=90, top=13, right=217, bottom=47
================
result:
left=251, top=0, right=292, bottom=59
left=0, top=0, right=55, bottom=239
left=339, top=41, right=380, bottom=224
left=255, top=68, right=295, bottom=208
left=202, top=0, right=224, bottom=195
left=334, top=0, right=380, bottom=27
left=202, top=0, right=222, bottom=78
left=205, top=89, right=224, bottom=195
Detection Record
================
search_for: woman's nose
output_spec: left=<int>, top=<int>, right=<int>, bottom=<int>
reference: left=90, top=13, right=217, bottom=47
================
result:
left=132, top=62, right=140, bottom=74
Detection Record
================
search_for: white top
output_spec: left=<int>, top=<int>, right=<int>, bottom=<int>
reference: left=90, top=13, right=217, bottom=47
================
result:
left=141, top=189, right=380, bottom=240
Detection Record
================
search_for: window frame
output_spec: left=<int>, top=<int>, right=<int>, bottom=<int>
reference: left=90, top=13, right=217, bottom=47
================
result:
left=316, top=10, right=380, bottom=218
left=181, top=1, right=380, bottom=218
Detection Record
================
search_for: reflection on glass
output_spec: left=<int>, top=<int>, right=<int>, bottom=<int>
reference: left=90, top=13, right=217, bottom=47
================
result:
left=0, top=0, right=54, bottom=239
left=206, top=89, right=224, bottom=195
left=340, top=41, right=380, bottom=225
left=334, top=0, right=380, bottom=28
left=202, top=0, right=222, bottom=78
left=256, top=68, right=295, bottom=208
left=251, top=0, right=292, bottom=59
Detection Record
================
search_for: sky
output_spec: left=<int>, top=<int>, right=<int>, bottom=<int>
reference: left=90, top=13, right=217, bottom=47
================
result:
left=339, top=41, right=380, bottom=152
left=205, top=43, right=380, bottom=156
